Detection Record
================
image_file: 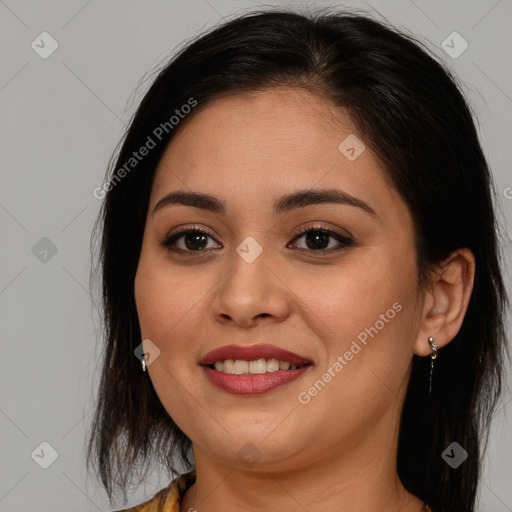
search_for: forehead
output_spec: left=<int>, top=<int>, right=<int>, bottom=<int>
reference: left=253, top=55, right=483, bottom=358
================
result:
left=149, top=87, right=405, bottom=221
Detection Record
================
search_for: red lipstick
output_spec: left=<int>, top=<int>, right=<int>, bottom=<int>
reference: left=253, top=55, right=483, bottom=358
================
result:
left=199, top=344, right=313, bottom=395
left=198, top=344, right=311, bottom=367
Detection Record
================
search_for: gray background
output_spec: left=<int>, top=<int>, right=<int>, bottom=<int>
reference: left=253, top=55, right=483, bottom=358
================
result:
left=1, top=0, right=511, bottom=510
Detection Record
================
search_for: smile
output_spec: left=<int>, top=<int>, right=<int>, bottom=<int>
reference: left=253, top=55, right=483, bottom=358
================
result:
left=208, top=358, right=306, bottom=374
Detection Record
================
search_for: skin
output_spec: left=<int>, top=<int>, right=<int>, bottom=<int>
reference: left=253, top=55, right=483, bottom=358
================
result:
left=134, top=86, right=475, bottom=512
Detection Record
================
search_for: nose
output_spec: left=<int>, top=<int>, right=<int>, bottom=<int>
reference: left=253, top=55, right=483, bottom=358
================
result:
left=211, top=244, right=292, bottom=328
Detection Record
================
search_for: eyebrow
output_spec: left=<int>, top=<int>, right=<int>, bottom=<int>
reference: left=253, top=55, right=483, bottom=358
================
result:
left=152, top=188, right=378, bottom=218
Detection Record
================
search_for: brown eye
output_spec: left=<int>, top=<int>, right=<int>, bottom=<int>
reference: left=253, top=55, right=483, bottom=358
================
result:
left=161, top=225, right=354, bottom=256
left=161, top=229, right=221, bottom=253
left=290, top=227, right=354, bottom=253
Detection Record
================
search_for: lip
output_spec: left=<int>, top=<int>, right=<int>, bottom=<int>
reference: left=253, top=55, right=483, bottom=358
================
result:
left=201, top=365, right=311, bottom=395
left=198, top=343, right=312, bottom=367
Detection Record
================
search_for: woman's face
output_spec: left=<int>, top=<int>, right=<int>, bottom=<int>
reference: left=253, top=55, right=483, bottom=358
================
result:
left=134, top=87, right=425, bottom=471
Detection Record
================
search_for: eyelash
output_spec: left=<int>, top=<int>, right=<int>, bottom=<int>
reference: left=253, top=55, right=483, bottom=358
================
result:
left=160, top=224, right=354, bottom=255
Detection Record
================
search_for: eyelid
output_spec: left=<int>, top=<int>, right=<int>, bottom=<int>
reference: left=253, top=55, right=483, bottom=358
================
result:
left=294, top=222, right=353, bottom=240
left=167, top=224, right=214, bottom=237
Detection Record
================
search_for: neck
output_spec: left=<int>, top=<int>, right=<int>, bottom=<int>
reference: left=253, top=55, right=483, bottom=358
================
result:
left=180, top=418, right=424, bottom=512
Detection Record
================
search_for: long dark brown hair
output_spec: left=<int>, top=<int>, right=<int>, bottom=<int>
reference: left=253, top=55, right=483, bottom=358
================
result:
left=86, top=7, right=509, bottom=511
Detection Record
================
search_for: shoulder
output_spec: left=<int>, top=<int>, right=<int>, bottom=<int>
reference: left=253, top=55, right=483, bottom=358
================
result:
left=112, top=469, right=196, bottom=512
left=112, top=484, right=171, bottom=512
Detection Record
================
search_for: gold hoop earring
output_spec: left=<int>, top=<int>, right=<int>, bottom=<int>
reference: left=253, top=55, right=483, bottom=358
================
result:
left=428, top=336, right=437, bottom=395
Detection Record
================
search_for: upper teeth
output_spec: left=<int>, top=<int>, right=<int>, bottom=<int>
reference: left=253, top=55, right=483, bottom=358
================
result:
left=213, top=359, right=300, bottom=374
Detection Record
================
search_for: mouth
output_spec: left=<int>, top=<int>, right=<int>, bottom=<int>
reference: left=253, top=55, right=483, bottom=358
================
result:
left=198, top=344, right=313, bottom=395
left=198, top=343, right=312, bottom=367
left=205, top=358, right=312, bottom=374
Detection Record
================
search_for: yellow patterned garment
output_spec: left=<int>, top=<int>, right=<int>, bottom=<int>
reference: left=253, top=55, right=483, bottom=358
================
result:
left=113, top=469, right=432, bottom=511
left=114, top=470, right=196, bottom=512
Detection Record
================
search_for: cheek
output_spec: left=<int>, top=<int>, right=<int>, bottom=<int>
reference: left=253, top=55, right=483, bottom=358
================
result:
left=134, top=251, right=205, bottom=343
left=136, top=274, right=189, bottom=362
left=287, top=273, right=417, bottom=439
left=134, top=265, right=168, bottom=341
left=289, top=248, right=418, bottom=393
left=291, top=253, right=412, bottom=343
left=134, top=253, right=207, bottom=431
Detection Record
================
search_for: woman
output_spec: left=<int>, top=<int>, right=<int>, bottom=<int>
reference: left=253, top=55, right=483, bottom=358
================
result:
left=86, top=7, right=509, bottom=512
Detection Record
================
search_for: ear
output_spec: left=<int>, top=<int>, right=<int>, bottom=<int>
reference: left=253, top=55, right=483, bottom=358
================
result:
left=414, top=248, right=476, bottom=357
